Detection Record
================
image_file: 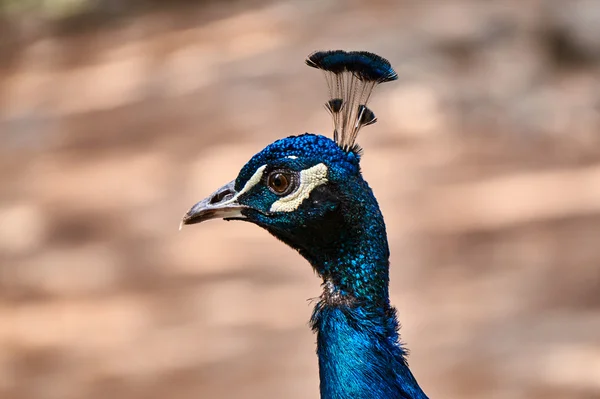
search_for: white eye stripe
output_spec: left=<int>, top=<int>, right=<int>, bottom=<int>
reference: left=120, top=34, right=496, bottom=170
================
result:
left=239, top=165, right=267, bottom=196
left=270, top=163, right=328, bottom=212
left=220, top=164, right=266, bottom=205
left=287, top=155, right=298, bottom=159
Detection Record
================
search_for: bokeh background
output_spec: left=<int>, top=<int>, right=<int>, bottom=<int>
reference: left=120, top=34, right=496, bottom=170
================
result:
left=1, top=0, right=600, bottom=398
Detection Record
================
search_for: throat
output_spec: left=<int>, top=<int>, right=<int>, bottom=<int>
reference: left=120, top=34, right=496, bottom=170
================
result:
left=311, top=301, right=428, bottom=399
left=310, top=205, right=392, bottom=304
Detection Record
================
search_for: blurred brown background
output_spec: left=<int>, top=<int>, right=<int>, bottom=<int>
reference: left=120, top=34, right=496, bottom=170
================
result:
left=1, top=0, right=599, bottom=398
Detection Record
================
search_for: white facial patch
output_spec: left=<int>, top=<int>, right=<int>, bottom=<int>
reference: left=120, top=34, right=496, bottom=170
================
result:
left=287, top=155, right=298, bottom=159
left=238, top=165, right=266, bottom=197
left=270, top=163, right=328, bottom=212
left=220, top=165, right=266, bottom=205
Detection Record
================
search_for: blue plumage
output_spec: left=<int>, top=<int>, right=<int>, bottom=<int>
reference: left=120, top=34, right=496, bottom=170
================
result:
left=313, top=305, right=427, bottom=399
left=181, top=50, right=428, bottom=399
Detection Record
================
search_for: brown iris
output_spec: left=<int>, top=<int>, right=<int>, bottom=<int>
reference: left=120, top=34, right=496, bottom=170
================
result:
left=267, top=172, right=292, bottom=194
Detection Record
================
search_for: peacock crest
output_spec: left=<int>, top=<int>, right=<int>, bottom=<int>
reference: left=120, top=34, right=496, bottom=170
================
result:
left=306, top=50, right=398, bottom=153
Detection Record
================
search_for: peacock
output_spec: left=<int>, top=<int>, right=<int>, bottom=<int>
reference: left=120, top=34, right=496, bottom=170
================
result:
left=181, top=50, right=429, bottom=399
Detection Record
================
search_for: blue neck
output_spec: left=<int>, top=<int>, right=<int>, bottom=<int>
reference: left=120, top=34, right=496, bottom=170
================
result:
left=311, top=301, right=428, bottom=399
left=308, top=180, right=428, bottom=399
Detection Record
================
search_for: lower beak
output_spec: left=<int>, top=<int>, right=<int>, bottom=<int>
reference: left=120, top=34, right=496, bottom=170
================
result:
left=180, top=180, right=247, bottom=229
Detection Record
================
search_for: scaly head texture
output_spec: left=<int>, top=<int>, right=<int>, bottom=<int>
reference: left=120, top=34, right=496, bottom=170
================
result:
left=306, top=50, right=397, bottom=153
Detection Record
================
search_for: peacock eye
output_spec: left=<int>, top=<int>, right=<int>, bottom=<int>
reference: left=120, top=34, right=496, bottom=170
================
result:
left=267, top=171, right=294, bottom=195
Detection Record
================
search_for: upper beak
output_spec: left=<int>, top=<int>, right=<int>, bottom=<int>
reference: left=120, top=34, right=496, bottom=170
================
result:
left=180, top=180, right=247, bottom=229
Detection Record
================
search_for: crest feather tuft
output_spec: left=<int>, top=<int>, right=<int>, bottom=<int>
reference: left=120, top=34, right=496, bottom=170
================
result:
left=306, top=50, right=397, bottom=152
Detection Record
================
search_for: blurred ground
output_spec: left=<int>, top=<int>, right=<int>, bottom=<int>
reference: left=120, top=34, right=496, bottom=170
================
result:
left=1, top=0, right=600, bottom=398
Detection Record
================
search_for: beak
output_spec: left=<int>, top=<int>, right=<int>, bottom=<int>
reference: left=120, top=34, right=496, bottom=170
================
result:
left=180, top=180, right=247, bottom=229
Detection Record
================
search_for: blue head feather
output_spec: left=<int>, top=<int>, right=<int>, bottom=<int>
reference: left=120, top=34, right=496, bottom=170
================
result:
left=235, top=133, right=360, bottom=193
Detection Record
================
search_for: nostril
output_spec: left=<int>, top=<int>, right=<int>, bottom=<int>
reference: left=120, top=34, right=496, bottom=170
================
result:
left=210, top=188, right=235, bottom=204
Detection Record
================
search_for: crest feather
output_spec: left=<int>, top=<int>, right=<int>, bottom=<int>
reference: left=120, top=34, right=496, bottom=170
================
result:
left=306, top=50, right=397, bottom=152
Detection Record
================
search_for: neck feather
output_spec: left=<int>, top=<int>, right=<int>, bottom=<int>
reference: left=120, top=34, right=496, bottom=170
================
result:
left=309, top=180, right=428, bottom=399
left=310, top=298, right=428, bottom=399
left=304, top=177, right=392, bottom=303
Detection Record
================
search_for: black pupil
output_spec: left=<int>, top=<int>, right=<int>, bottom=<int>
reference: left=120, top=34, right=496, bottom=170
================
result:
left=271, top=173, right=288, bottom=192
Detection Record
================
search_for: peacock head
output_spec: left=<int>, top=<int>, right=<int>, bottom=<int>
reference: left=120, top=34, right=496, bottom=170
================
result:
left=181, top=50, right=397, bottom=292
left=181, top=133, right=363, bottom=263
